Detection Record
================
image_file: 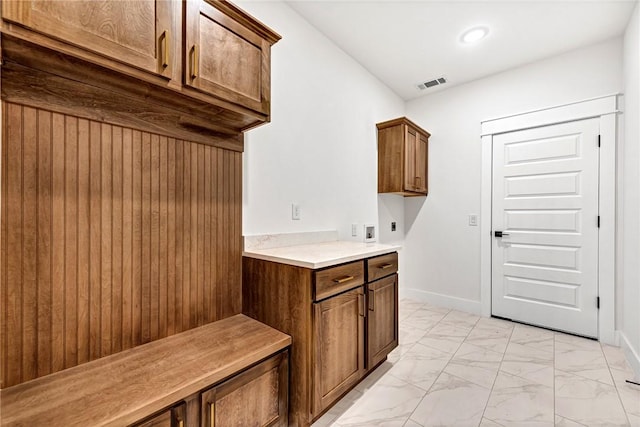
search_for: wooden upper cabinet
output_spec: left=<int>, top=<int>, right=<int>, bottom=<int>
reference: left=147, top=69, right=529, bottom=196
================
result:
left=1, top=0, right=177, bottom=79
left=377, top=117, right=430, bottom=196
left=184, top=0, right=280, bottom=116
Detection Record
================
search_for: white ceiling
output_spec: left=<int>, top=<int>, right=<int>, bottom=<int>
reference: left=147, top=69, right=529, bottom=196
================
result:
left=285, top=0, right=637, bottom=100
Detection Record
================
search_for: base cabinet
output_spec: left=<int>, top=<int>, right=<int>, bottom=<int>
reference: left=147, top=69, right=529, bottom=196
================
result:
left=133, top=403, right=186, bottom=427
left=243, top=251, right=399, bottom=426
left=367, top=274, right=399, bottom=368
left=130, top=351, right=288, bottom=427
left=201, top=352, right=289, bottom=427
left=313, top=287, right=366, bottom=415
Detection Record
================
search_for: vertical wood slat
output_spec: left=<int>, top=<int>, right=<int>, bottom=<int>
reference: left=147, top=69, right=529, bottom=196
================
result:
left=36, top=110, right=53, bottom=378
left=121, top=129, right=133, bottom=350
left=22, top=107, right=38, bottom=381
left=1, top=102, right=242, bottom=387
left=88, top=121, right=102, bottom=362
left=77, top=118, right=90, bottom=365
left=132, top=130, right=142, bottom=345
left=64, top=115, right=78, bottom=369
left=51, top=112, right=66, bottom=374
left=174, top=140, right=183, bottom=334
left=141, top=133, right=151, bottom=344
left=150, top=134, right=159, bottom=341
left=182, top=141, right=190, bottom=330
left=166, top=138, right=176, bottom=336
left=5, top=103, right=23, bottom=387
left=112, top=126, right=123, bottom=354
left=100, top=124, right=112, bottom=357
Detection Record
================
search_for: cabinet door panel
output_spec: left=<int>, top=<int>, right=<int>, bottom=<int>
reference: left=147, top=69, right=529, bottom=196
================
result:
left=367, top=274, right=398, bottom=368
left=416, top=133, right=429, bottom=193
left=2, top=0, right=174, bottom=78
left=185, top=0, right=269, bottom=115
left=132, top=402, right=186, bottom=427
left=201, top=351, right=288, bottom=427
left=313, top=287, right=365, bottom=416
left=404, top=127, right=417, bottom=192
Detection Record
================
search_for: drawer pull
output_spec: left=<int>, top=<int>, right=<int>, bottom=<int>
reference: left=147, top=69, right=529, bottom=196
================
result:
left=191, top=44, right=199, bottom=79
left=333, top=275, right=354, bottom=284
left=177, top=420, right=184, bottom=427
left=161, top=30, right=170, bottom=68
left=210, top=402, right=215, bottom=427
left=358, top=293, right=365, bottom=317
left=378, top=263, right=394, bottom=270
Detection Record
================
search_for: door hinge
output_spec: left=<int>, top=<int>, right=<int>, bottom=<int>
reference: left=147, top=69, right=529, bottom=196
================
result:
left=597, top=216, right=600, bottom=228
left=597, top=296, right=600, bottom=309
left=598, top=135, right=601, bottom=147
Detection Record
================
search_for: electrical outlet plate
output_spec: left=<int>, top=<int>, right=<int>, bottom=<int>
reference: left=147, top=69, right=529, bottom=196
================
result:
left=292, top=203, right=301, bottom=220
left=391, top=222, right=397, bottom=232
left=351, top=223, right=358, bottom=237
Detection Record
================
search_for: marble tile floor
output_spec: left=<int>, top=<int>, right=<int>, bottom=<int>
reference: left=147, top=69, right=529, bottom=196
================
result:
left=312, top=298, right=640, bottom=427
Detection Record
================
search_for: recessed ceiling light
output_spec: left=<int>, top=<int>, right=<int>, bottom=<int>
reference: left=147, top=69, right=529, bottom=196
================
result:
left=461, top=26, right=489, bottom=44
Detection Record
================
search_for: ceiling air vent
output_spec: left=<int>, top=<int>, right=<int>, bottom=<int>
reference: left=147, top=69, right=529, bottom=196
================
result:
left=417, top=77, right=447, bottom=90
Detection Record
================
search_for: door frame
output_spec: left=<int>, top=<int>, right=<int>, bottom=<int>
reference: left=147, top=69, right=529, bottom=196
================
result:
left=479, top=94, right=620, bottom=344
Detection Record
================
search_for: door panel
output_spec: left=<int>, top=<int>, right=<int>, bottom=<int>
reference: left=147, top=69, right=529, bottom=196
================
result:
left=313, top=287, right=365, bottom=416
left=403, top=127, right=417, bottom=192
left=3, top=0, right=174, bottom=78
left=416, top=133, right=428, bottom=193
left=492, top=118, right=599, bottom=338
left=184, top=0, right=270, bottom=115
left=366, top=274, right=398, bottom=368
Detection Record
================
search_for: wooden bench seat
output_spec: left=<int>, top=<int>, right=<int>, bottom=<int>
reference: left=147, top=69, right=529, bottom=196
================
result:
left=1, top=314, right=291, bottom=426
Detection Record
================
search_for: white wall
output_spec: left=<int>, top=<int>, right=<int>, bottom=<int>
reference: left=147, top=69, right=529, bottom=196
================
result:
left=621, top=1, right=640, bottom=375
left=403, top=38, right=624, bottom=312
left=237, top=1, right=405, bottom=245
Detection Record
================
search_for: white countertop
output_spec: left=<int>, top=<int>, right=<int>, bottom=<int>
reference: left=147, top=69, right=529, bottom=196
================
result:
left=243, top=240, right=401, bottom=269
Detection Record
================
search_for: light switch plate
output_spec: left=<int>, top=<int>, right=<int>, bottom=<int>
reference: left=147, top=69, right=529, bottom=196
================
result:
left=469, top=214, right=478, bottom=226
left=292, top=203, right=301, bottom=220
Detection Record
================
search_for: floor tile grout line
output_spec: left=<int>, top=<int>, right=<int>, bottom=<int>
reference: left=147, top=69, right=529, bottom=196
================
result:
left=477, top=320, right=515, bottom=426
left=321, top=300, right=639, bottom=426
left=601, top=341, right=634, bottom=426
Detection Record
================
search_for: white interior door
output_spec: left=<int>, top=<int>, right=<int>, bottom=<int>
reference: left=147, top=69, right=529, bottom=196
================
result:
left=491, top=118, right=600, bottom=338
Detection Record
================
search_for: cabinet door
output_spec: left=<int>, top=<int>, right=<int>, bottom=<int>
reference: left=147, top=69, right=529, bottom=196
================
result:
left=403, top=126, right=418, bottom=192
left=366, top=274, right=398, bottom=369
left=184, top=0, right=271, bottom=115
left=132, top=402, right=187, bottom=427
left=2, top=0, right=175, bottom=79
left=313, top=287, right=366, bottom=416
left=415, top=132, right=429, bottom=193
left=200, top=351, right=288, bottom=427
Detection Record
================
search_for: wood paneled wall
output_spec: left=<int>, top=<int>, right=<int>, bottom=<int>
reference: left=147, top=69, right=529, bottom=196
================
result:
left=1, top=101, right=242, bottom=388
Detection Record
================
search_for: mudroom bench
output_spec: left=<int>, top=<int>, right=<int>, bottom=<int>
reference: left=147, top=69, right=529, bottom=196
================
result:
left=1, top=315, right=291, bottom=427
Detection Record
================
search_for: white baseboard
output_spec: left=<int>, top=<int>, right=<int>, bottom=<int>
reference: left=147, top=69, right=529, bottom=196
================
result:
left=400, top=288, right=482, bottom=316
left=617, top=331, right=640, bottom=380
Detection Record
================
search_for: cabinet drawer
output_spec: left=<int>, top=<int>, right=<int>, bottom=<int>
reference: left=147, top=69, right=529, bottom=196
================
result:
left=314, top=261, right=365, bottom=301
left=367, top=252, right=398, bottom=282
